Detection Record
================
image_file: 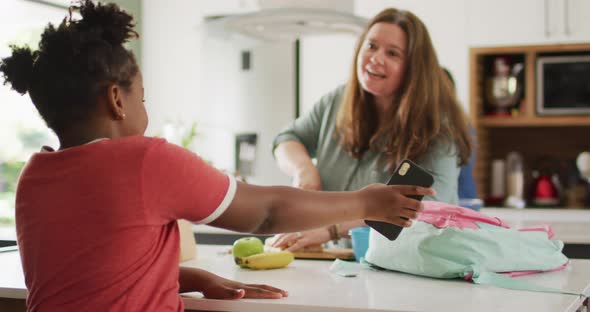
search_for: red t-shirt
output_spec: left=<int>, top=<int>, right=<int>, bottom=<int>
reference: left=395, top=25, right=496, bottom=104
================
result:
left=15, top=136, right=236, bottom=311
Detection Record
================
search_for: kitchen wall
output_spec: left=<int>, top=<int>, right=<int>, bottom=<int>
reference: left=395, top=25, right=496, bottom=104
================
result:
left=142, top=0, right=205, bottom=137
left=142, top=1, right=297, bottom=185
left=196, top=35, right=295, bottom=185
left=299, top=34, right=357, bottom=115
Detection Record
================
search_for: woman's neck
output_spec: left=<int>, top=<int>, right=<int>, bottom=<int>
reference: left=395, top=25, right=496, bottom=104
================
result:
left=373, top=95, right=396, bottom=126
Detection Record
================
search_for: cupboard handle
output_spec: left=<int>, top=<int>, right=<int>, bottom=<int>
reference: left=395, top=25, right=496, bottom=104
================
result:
left=544, top=0, right=551, bottom=37
left=564, top=0, right=571, bottom=35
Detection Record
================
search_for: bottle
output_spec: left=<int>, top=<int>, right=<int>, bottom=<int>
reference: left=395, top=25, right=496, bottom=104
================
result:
left=505, top=152, right=525, bottom=208
left=486, top=159, right=506, bottom=206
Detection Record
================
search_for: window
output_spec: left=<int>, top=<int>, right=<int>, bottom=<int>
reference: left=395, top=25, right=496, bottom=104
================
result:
left=0, top=1, right=66, bottom=240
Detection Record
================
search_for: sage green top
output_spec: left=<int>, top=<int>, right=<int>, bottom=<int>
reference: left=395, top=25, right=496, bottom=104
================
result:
left=273, top=85, right=460, bottom=205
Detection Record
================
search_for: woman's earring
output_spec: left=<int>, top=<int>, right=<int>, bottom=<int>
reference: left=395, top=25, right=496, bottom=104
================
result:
left=120, top=113, right=126, bottom=120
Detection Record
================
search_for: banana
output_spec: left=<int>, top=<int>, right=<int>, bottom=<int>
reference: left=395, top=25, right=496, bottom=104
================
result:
left=236, top=251, right=294, bottom=270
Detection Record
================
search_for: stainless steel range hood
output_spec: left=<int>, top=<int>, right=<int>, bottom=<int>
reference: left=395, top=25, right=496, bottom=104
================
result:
left=205, top=0, right=367, bottom=41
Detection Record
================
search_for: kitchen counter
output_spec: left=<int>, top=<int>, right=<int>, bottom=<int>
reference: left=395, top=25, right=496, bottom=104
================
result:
left=180, top=246, right=590, bottom=312
left=1, top=245, right=589, bottom=311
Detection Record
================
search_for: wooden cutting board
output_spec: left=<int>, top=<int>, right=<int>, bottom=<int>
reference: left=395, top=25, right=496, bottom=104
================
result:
left=293, top=248, right=355, bottom=260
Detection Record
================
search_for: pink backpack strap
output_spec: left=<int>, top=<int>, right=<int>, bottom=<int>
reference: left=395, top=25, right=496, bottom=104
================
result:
left=419, top=201, right=510, bottom=230
left=517, top=225, right=554, bottom=239
left=500, top=261, right=569, bottom=277
left=463, top=261, right=569, bottom=281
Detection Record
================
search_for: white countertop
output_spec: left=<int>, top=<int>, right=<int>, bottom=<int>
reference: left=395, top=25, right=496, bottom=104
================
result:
left=194, top=208, right=590, bottom=244
left=180, top=245, right=590, bottom=312
left=0, top=249, right=27, bottom=300
left=1, top=245, right=589, bottom=311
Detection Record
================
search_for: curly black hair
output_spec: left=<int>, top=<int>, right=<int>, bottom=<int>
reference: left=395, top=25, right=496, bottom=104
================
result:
left=0, top=0, right=139, bottom=134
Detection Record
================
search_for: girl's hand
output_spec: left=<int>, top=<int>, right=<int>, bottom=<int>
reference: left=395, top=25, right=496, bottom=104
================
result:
left=266, top=227, right=331, bottom=252
left=293, top=165, right=322, bottom=191
left=200, top=273, right=288, bottom=300
left=360, top=184, right=436, bottom=227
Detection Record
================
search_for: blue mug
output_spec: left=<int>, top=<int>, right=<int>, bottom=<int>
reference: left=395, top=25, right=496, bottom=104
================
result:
left=349, top=227, right=370, bottom=262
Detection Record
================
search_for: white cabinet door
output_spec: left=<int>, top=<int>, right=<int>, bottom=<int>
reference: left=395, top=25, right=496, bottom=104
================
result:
left=538, top=0, right=590, bottom=43
left=468, top=0, right=589, bottom=47
left=467, top=0, right=547, bottom=47
left=561, top=0, right=590, bottom=43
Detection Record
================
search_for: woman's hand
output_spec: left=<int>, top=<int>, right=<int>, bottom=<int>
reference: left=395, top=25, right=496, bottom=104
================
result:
left=360, top=184, right=436, bottom=227
left=266, top=227, right=331, bottom=252
left=179, top=267, right=287, bottom=299
left=293, top=165, right=322, bottom=191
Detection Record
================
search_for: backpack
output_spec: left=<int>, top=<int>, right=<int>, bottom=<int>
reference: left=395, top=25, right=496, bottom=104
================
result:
left=364, top=201, right=583, bottom=296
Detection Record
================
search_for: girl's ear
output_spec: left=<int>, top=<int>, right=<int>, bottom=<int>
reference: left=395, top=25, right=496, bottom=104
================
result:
left=105, top=84, right=126, bottom=120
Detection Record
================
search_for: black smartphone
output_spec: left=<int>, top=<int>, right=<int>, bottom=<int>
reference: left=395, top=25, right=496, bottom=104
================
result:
left=364, top=159, right=434, bottom=240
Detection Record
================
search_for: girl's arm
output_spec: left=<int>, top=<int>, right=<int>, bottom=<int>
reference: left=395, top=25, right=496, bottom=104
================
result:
left=208, top=182, right=434, bottom=234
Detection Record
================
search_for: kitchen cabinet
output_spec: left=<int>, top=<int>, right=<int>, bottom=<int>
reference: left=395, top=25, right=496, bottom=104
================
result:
left=559, top=0, right=590, bottom=43
left=468, top=0, right=590, bottom=47
left=469, top=43, right=590, bottom=203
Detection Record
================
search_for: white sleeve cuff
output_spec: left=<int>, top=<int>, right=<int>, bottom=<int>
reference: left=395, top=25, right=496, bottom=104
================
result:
left=196, top=174, right=237, bottom=224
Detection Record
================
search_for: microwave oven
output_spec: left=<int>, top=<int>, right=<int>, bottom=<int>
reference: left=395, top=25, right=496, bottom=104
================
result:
left=536, top=55, right=590, bottom=115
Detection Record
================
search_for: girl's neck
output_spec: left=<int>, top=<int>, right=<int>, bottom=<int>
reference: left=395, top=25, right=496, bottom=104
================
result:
left=59, top=136, right=107, bottom=150
left=57, top=121, right=117, bottom=150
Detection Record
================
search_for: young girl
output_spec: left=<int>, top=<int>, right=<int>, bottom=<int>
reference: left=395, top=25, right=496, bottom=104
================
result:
left=0, top=1, right=434, bottom=311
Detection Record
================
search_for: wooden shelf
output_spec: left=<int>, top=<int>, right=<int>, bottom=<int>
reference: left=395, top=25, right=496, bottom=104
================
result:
left=469, top=43, right=590, bottom=204
left=478, top=116, right=590, bottom=127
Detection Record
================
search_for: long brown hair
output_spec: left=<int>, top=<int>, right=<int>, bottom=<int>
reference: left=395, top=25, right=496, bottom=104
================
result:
left=336, top=8, right=472, bottom=170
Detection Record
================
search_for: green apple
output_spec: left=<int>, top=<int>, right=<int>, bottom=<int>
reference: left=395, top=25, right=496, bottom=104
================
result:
left=233, top=237, right=264, bottom=267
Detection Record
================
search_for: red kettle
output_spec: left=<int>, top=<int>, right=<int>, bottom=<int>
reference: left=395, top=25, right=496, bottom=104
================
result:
left=531, top=173, right=560, bottom=206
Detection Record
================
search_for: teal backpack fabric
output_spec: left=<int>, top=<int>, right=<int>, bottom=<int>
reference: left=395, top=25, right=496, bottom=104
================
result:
left=364, top=201, right=584, bottom=296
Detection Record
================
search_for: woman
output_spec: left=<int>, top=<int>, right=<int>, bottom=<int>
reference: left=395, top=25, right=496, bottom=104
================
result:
left=269, top=8, right=472, bottom=251
left=0, top=2, right=434, bottom=311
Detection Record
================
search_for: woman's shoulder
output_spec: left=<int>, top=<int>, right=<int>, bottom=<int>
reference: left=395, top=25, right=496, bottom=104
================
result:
left=327, top=84, right=347, bottom=104
left=328, top=84, right=347, bottom=98
left=428, top=135, right=458, bottom=156
left=415, top=136, right=461, bottom=171
left=308, top=85, right=347, bottom=123
left=315, top=84, right=347, bottom=110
